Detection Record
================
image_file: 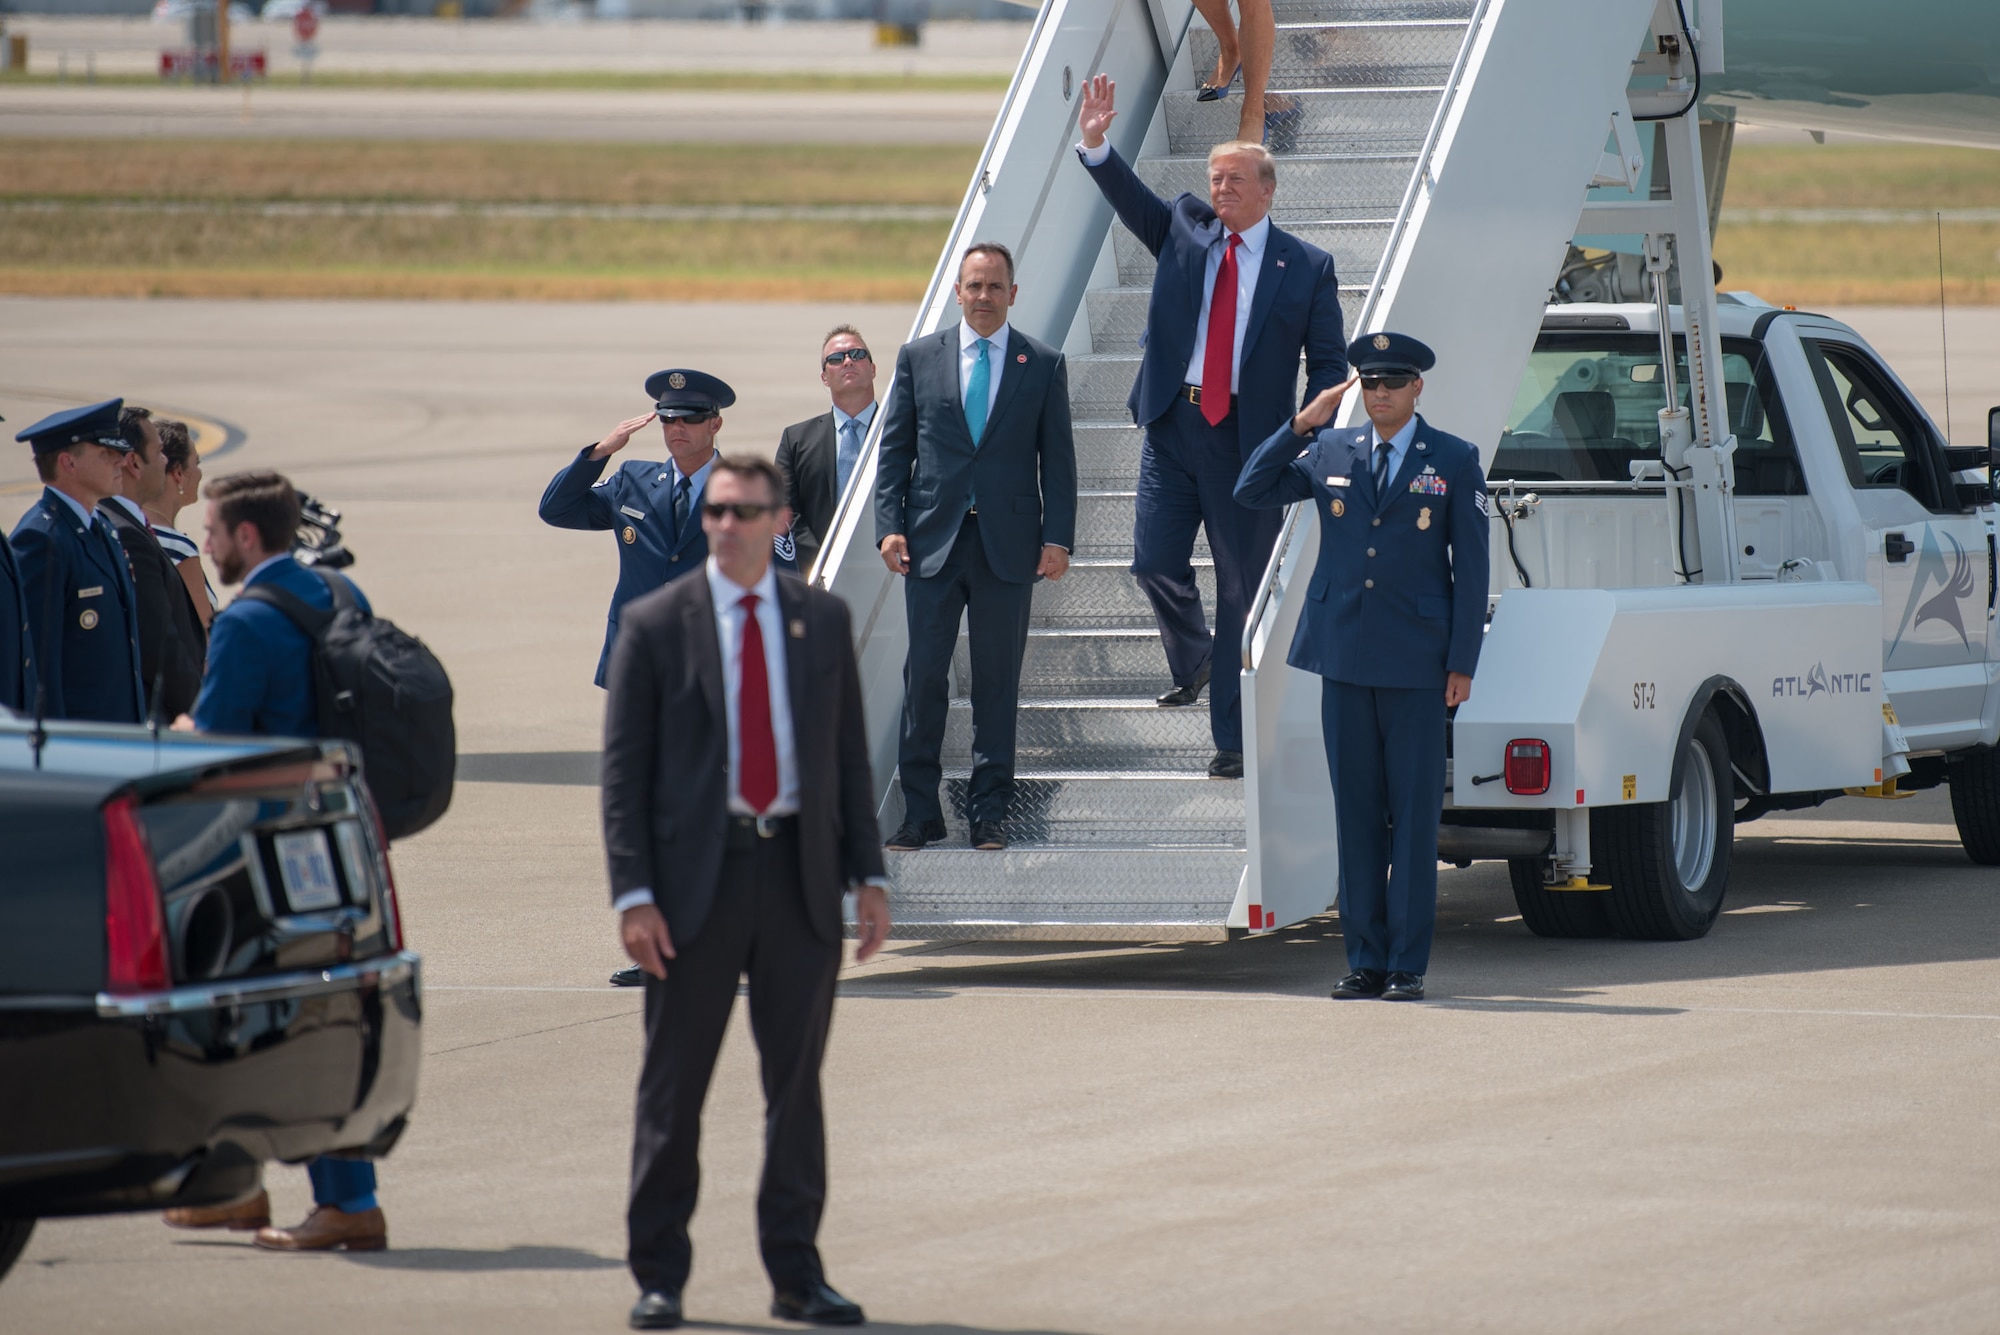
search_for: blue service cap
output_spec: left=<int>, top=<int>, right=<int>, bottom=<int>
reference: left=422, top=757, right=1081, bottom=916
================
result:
left=645, top=368, right=736, bottom=419
left=14, top=398, right=133, bottom=455
left=1347, top=332, right=1435, bottom=377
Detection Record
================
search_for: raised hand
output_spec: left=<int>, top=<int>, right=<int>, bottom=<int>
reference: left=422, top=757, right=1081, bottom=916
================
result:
left=1078, top=73, right=1117, bottom=150
left=1292, top=372, right=1360, bottom=437
left=590, top=412, right=659, bottom=461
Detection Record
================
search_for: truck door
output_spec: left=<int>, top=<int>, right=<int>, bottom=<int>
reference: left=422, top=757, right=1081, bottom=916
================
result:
left=1801, top=337, right=1990, bottom=747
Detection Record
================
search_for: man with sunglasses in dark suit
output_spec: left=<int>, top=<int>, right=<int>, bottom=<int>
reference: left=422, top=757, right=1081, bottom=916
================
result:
left=775, top=326, right=878, bottom=577
left=1236, top=333, right=1490, bottom=1003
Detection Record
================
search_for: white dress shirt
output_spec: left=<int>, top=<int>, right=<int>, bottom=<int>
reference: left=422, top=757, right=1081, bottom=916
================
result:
left=832, top=399, right=877, bottom=437
left=958, top=319, right=1008, bottom=423
left=107, top=495, right=151, bottom=528
left=1370, top=413, right=1422, bottom=492
left=47, top=486, right=97, bottom=529
left=1185, top=214, right=1270, bottom=394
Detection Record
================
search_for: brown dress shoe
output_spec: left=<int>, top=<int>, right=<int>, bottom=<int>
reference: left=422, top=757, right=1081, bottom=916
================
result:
left=254, top=1205, right=387, bottom=1253
left=164, top=1189, right=271, bottom=1231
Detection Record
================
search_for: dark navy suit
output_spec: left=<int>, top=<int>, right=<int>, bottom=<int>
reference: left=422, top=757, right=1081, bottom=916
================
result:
left=1080, top=145, right=1348, bottom=752
left=874, top=324, right=1077, bottom=828
left=1236, top=414, right=1490, bottom=974
left=540, top=448, right=710, bottom=688
left=190, top=553, right=381, bottom=1214
left=0, top=534, right=37, bottom=715
left=9, top=488, right=145, bottom=724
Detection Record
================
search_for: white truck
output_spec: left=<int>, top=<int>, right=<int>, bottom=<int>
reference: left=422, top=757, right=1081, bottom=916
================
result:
left=1443, top=299, right=2000, bottom=941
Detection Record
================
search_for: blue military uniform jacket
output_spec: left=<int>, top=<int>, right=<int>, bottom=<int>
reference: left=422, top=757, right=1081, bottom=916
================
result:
left=540, top=446, right=710, bottom=688
left=1236, top=414, right=1490, bottom=689
left=192, top=555, right=369, bottom=737
left=9, top=488, right=145, bottom=723
left=0, top=535, right=36, bottom=715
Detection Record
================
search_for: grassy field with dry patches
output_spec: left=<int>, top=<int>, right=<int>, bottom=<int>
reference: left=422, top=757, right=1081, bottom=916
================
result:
left=1, top=136, right=1996, bottom=303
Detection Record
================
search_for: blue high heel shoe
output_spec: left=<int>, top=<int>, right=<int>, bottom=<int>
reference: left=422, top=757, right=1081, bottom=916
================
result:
left=1195, top=62, right=1240, bottom=102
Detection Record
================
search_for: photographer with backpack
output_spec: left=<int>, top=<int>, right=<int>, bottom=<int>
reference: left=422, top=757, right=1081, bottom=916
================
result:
left=166, top=468, right=453, bottom=1252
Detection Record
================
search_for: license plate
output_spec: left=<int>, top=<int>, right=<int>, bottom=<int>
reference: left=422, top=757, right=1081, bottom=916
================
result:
left=274, top=828, right=343, bottom=913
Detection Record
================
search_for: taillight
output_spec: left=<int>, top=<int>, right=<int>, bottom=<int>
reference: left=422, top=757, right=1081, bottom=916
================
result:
left=1504, top=739, right=1552, bottom=796
left=369, top=802, right=405, bottom=952
left=103, top=794, right=170, bottom=992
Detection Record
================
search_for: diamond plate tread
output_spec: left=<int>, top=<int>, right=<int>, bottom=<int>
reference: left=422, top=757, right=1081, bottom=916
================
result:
left=957, top=628, right=1179, bottom=694
left=1028, top=559, right=1214, bottom=627
left=1074, top=423, right=1145, bottom=486
left=1069, top=354, right=1143, bottom=417
left=882, top=847, right=1245, bottom=926
left=936, top=772, right=1245, bottom=846
left=1271, top=0, right=1473, bottom=18
left=1114, top=220, right=1392, bottom=288
left=1068, top=490, right=1208, bottom=560
left=1190, top=21, right=1464, bottom=90
left=1088, top=284, right=1366, bottom=356
left=1166, top=88, right=1441, bottom=158
left=1136, top=153, right=1417, bottom=217
left=943, top=697, right=1220, bottom=768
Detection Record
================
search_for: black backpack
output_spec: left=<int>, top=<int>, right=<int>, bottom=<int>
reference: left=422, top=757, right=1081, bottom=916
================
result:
left=240, top=570, right=456, bottom=840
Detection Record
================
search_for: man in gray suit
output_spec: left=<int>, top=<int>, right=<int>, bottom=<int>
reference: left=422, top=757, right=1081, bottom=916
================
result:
left=874, top=241, right=1078, bottom=852
left=603, top=454, right=891, bottom=1330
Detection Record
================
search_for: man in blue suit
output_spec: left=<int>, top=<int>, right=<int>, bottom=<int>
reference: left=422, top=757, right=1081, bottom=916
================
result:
left=1076, top=72, right=1348, bottom=778
left=0, top=410, right=36, bottom=713
left=167, top=468, right=391, bottom=1251
left=1236, top=334, right=1490, bottom=1002
left=874, top=241, right=1078, bottom=851
left=539, top=369, right=737, bottom=689
left=9, top=399, right=146, bottom=724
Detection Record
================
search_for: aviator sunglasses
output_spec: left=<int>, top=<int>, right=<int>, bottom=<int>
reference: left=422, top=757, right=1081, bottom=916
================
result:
left=701, top=501, right=777, bottom=521
left=1359, top=375, right=1415, bottom=391
left=823, top=347, right=873, bottom=367
left=659, top=410, right=718, bottom=424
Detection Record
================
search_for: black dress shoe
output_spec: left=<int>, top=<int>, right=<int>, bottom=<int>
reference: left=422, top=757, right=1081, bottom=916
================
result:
left=772, top=1280, right=865, bottom=1325
left=1331, top=968, right=1387, bottom=999
left=1156, top=661, right=1211, bottom=707
left=1381, top=971, right=1426, bottom=1001
left=629, top=1290, right=683, bottom=1329
left=971, top=819, right=1007, bottom=851
left=1208, top=749, right=1244, bottom=779
left=610, top=965, right=647, bottom=988
left=885, top=819, right=946, bottom=851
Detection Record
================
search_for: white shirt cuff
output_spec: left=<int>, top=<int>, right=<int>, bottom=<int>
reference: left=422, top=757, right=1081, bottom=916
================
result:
left=1077, top=139, right=1111, bottom=168
left=613, top=888, right=655, bottom=913
left=853, top=880, right=891, bottom=895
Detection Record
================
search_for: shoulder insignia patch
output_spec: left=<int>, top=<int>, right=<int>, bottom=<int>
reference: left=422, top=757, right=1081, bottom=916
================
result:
left=1474, top=491, right=1492, bottom=518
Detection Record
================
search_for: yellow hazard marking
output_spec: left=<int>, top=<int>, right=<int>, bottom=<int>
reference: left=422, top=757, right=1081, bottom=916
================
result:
left=1550, top=876, right=1611, bottom=891
left=1882, top=701, right=1899, bottom=725
left=1621, top=773, right=1636, bottom=801
left=1844, top=777, right=1916, bottom=800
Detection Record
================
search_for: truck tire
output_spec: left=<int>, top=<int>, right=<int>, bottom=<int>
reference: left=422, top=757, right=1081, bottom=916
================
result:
left=1597, top=711, right=1734, bottom=940
left=1947, top=747, right=2000, bottom=865
left=1506, top=858, right=1613, bottom=937
left=0, top=1219, right=33, bottom=1286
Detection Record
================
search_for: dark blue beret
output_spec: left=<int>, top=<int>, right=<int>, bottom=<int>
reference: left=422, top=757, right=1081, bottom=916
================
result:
left=645, top=369, right=736, bottom=418
left=14, top=398, right=133, bottom=455
left=1347, top=332, right=1435, bottom=376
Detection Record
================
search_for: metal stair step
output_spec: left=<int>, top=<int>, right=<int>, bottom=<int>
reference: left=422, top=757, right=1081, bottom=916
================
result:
left=1166, top=87, right=1441, bottom=159
left=956, top=628, right=1186, bottom=693
left=936, top=771, right=1246, bottom=846
left=883, top=846, right=1246, bottom=935
left=1088, top=284, right=1366, bottom=355
left=1069, top=354, right=1143, bottom=416
left=1189, top=20, right=1465, bottom=90
left=1028, top=558, right=1213, bottom=628
left=1114, top=220, right=1393, bottom=288
left=943, top=697, right=1219, bottom=769
left=1270, top=0, right=1473, bottom=19
left=1073, top=423, right=1145, bottom=486
left=1066, top=490, right=1209, bottom=558
left=1136, top=153, right=1416, bottom=212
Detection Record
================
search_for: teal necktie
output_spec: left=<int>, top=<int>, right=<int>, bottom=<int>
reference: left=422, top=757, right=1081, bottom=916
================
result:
left=965, top=337, right=992, bottom=445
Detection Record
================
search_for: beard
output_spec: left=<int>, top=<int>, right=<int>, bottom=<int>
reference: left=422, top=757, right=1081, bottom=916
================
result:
left=213, top=548, right=246, bottom=585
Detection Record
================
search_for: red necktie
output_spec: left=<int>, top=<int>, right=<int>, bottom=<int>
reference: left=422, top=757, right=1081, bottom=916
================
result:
left=736, top=593, right=778, bottom=814
left=1200, top=234, right=1242, bottom=427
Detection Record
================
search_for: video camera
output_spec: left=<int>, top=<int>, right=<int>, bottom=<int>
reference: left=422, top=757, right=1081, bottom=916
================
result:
left=293, top=491, right=354, bottom=569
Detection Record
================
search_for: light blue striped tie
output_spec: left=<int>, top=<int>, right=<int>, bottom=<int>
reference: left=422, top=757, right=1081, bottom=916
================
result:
left=964, top=337, right=992, bottom=445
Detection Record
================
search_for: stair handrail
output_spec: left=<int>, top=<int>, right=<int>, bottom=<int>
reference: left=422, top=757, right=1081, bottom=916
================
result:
left=1238, top=0, right=1496, bottom=670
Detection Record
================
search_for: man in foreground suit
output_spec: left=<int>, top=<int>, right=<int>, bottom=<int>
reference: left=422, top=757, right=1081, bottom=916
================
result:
left=1076, top=72, right=1347, bottom=778
left=776, top=325, right=878, bottom=575
left=1235, top=333, right=1489, bottom=1003
left=874, top=242, right=1078, bottom=851
left=101, top=405, right=206, bottom=721
left=603, top=455, right=891, bottom=1330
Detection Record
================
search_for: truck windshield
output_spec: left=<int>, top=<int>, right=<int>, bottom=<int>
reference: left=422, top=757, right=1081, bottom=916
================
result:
left=1490, top=333, right=1803, bottom=496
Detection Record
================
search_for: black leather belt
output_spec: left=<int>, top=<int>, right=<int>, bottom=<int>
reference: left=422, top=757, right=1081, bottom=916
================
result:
left=1183, top=385, right=1235, bottom=408
left=725, top=813, right=797, bottom=851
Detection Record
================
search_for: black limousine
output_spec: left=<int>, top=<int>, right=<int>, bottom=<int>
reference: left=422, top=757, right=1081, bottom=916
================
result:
left=0, top=715, right=421, bottom=1284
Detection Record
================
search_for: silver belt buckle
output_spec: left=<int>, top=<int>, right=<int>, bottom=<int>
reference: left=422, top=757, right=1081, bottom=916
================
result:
left=754, top=815, right=781, bottom=839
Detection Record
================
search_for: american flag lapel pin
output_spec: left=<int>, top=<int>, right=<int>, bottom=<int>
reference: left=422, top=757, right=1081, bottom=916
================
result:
left=1276, top=259, right=1286, bottom=268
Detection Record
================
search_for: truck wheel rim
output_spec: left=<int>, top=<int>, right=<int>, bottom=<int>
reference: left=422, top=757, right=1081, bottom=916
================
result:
left=1672, top=741, right=1717, bottom=889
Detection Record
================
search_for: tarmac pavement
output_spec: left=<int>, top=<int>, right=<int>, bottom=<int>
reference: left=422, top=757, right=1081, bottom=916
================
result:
left=1, top=297, right=1997, bottom=1333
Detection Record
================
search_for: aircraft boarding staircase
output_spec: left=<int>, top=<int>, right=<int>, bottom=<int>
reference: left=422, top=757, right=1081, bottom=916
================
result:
left=815, top=0, right=1679, bottom=937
